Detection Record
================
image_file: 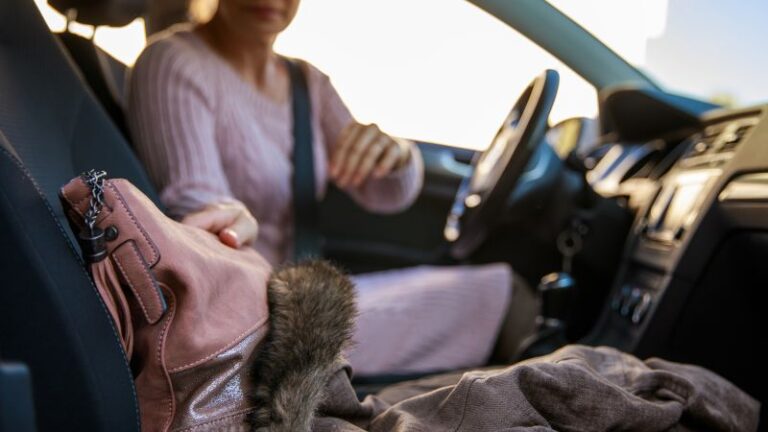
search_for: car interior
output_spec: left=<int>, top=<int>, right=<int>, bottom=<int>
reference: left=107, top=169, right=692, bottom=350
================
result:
left=1, top=0, right=765, bottom=430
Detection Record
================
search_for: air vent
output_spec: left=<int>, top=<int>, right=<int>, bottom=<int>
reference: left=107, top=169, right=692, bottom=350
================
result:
left=681, top=117, right=758, bottom=168
left=686, top=133, right=718, bottom=157
left=717, top=122, right=755, bottom=152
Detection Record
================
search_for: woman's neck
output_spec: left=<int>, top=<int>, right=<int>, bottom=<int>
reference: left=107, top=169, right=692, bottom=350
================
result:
left=196, top=16, right=279, bottom=88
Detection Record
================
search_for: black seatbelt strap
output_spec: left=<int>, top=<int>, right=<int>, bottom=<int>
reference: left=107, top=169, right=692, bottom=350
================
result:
left=286, top=59, right=321, bottom=261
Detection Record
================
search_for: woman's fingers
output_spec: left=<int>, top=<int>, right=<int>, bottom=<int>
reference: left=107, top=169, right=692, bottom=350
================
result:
left=350, top=135, right=390, bottom=186
left=181, top=204, right=239, bottom=232
left=330, top=123, right=412, bottom=187
left=181, top=202, right=258, bottom=249
left=336, top=124, right=381, bottom=187
left=330, top=122, right=362, bottom=178
left=380, top=138, right=412, bottom=176
left=219, top=211, right=258, bottom=248
left=373, top=143, right=403, bottom=178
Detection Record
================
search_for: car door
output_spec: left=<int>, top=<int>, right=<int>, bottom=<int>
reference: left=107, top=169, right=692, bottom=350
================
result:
left=320, top=142, right=475, bottom=272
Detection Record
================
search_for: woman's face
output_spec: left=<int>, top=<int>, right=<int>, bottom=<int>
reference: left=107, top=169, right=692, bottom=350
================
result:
left=215, top=0, right=300, bottom=39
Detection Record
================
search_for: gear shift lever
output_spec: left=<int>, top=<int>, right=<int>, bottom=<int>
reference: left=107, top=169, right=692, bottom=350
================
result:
left=540, top=272, right=575, bottom=324
left=512, top=272, right=575, bottom=361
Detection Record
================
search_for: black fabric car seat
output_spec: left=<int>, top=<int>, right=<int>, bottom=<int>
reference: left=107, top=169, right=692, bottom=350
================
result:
left=0, top=137, right=140, bottom=432
left=0, top=0, right=160, bottom=430
left=48, top=0, right=146, bottom=138
left=56, top=31, right=131, bottom=137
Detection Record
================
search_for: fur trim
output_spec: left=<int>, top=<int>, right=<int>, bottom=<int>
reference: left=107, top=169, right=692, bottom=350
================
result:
left=248, top=260, right=357, bottom=432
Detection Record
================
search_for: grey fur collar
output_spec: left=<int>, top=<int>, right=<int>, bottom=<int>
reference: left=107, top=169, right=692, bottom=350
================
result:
left=248, top=260, right=357, bottom=432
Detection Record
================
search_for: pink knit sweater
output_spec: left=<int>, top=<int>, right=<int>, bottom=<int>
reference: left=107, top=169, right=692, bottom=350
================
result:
left=127, top=27, right=512, bottom=375
left=127, top=28, right=424, bottom=265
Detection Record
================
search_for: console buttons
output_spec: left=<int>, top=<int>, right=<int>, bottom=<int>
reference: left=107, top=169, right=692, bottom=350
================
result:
left=620, top=288, right=643, bottom=318
left=612, top=285, right=632, bottom=311
left=631, top=293, right=653, bottom=324
left=614, top=287, right=654, bottom=324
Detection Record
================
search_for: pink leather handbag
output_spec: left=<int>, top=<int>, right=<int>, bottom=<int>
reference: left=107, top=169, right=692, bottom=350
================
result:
left=59, top=170, right=356, bottom=432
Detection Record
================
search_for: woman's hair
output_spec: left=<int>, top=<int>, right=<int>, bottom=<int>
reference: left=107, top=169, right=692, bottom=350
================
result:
left=189, top=0, right=218, bottom=23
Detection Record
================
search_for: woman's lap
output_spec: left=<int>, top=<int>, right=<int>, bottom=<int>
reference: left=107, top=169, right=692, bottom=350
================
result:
left=345, top=263, right=513, bottom=376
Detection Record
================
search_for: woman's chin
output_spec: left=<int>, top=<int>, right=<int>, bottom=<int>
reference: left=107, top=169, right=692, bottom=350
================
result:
left=240, top=21, right=290, bottom=37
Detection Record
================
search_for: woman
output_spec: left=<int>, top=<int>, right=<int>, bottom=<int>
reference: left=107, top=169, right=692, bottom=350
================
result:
left=127, top=0, right=518, bottom=375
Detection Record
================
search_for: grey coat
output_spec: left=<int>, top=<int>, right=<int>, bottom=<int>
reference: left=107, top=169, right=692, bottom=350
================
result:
left=250, top=262, right=760, bottom=432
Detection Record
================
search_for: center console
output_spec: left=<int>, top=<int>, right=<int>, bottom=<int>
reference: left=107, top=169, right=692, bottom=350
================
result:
left=585, top=113, right=761, bottom=353
left=582, top=88, right=768, bottom=423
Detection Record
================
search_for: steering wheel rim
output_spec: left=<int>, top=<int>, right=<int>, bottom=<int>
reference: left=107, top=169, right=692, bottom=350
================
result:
left=445, top=69, right=559, bottom=259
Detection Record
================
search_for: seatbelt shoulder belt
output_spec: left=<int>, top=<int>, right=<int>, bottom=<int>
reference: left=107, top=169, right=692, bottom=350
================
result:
left=285, top=58, right=321, bottom=261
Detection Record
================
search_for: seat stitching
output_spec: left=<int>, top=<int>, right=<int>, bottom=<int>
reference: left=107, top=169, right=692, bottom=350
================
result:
left=0, top=145, right=141, bottom=431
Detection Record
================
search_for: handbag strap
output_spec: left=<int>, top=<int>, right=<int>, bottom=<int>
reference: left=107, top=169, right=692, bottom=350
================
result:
left=285, top=59, right=321, bottom=261
left=78, top=169, right=108, bottom=263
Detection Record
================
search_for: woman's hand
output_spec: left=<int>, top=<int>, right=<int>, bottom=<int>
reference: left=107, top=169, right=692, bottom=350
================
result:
left=181, top=201, right=258, bottom=249
left=330, top=122, right=412, bottom=188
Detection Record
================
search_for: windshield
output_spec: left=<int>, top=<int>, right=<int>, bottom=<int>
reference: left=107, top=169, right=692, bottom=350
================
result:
left=549, top=0, right=768, bottom=107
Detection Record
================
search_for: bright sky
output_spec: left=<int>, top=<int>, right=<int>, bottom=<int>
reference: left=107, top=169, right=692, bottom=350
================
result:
left=643, top=0, right=768, bottom=107
left=274, top=0, right=603, bottom=149
left=545, top=0, right=768, bottom=108
left=549, top=0, right=669, bottom=66
left=38, top=0, right=763, bottom=150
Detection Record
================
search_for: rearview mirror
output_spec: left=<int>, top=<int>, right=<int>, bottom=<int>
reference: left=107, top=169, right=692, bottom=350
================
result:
left=546, top=117, right=598, bottom=158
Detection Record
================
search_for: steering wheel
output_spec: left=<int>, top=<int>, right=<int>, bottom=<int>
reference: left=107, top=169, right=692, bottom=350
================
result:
left=444, top=70, right=559, bottom=259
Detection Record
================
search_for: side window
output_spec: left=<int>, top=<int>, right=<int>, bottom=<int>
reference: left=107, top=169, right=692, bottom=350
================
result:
left=34, top=0, right=598, bottom=151
left=276, top=0, right=597, bottom=150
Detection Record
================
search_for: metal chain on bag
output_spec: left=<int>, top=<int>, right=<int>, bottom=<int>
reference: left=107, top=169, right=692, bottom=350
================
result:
left=82, top=169, right=107, bottom=232
left=79, top=169, right=108, bottom=262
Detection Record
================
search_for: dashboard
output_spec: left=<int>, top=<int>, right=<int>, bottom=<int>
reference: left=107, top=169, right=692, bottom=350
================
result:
left=641, top=115, right=759, bottom=248
left=580, top=88, right=767, bottom=414
left=596, top=112, right=760, bottom=332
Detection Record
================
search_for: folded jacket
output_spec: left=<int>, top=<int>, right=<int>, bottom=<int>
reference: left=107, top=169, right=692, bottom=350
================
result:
left=309, top=345, right=760, bottom=432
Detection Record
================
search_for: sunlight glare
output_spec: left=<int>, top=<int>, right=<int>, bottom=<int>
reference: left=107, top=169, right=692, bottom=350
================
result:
left=32, top=0, right=671, bottom=150
left=33, top=0, right=146, bottom=66
left=276, top=0, right=600, bottom=149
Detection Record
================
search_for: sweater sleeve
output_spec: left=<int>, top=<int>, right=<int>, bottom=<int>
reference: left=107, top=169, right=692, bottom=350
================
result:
left=126, top=39, right=240, bottom=219
left=315, top=68, right=424, bottom=214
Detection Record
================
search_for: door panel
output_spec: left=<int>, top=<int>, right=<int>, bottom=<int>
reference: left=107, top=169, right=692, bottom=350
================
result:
left=320, top=142, right=476, bottom=272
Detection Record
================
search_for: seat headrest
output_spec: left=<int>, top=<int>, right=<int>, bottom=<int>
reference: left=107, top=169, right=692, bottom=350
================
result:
left=48, top=0, right=147, bottom=27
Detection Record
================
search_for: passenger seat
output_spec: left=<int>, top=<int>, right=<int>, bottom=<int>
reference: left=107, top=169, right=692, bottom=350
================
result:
left=0, top=0, right=160, bottom=429
left=48, top=0, right=146, bottom=138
